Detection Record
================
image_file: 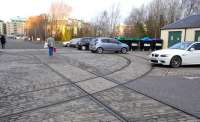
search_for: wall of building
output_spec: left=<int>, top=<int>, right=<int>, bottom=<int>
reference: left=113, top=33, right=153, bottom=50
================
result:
left=161, top=29, right=185, bottom=49
left=0, top=22, right=3, bottom=34
left=185, top=28, right=200, bottom=41
left=6, top=20, right=25, bottom=36
left=161, top=28, right=200, bottom=48
left=0, top=22, right=6, bottom=35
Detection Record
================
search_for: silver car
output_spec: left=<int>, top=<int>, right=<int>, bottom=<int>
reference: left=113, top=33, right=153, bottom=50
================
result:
left=89, top=37, right=129, bottom=54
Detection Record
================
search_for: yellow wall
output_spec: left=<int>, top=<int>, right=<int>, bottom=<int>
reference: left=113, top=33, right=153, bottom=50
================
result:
left=185, top=28, right=200, bottom=41
left=161, top=28, right=200, bottom=48
left=161, top=29, right=185, bottom=49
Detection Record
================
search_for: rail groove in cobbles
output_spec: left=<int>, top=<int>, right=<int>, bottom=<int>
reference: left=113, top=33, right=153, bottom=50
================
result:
left=0, top=53, right=130, bottom=99
left=0, top=51, right=152, bottom=121
left=1, top=51, right=199, bottom=121
left=31, top=54, right=131, bottom=122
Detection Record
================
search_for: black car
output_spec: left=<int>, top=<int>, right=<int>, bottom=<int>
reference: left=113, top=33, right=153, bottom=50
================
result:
left=68, top=38, right=81, bottom=48
left=77, top=37, right=94, bottom=50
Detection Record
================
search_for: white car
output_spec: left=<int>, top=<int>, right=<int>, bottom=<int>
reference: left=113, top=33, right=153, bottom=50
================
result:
left=63, top=38, right=81, bottom=47
left=149, top=41, right=200, bottom=68
left=62, top=41, right=70, bottom=47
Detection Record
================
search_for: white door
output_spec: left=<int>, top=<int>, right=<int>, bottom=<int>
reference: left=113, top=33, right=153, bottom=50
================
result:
left=183, top=43, right=200, bottom=64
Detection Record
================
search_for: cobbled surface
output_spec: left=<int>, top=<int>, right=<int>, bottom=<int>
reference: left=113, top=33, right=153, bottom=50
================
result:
left=0, top=97, right=121, bottom=122
left=94, top=86, right=199, bottom=122
left=0, top=48, right=199, bottom=122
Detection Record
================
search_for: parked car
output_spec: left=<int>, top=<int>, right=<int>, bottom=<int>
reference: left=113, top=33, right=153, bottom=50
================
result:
left=22, top=36, right=28, bottom=40
left=66, top=38, right=81, bottom=48
left=149, top=41, right=200, bottom=68
left=89, top=37, right=129, bottom=54
left=77, top=37, right=94, bottom=50
left=62, top=41, right=70, bottom=47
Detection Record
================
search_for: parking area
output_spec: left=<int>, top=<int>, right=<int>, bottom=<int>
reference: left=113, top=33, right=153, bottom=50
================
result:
left=0, top=48, right=199, bottom=122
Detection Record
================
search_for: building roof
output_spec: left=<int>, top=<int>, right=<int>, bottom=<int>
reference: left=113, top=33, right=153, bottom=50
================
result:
left=161, top=14, right=200, bottom=29
left=10, top=16, right=26, bottom=22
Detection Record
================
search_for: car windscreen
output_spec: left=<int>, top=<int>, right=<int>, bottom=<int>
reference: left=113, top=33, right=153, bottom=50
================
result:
left=71, top=38, right=80, bottom=44
left=169, top=42, right=193, bottom=50
left=82, top=38, right=93, bottom=43
left=90, top=39, right=98, bottom=44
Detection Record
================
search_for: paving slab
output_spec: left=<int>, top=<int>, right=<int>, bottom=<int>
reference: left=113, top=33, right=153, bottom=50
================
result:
left=94, top=86, right=199, bottom=121
left=125, top=76, right=200, bottom=118
left=0, top=61, right=67, bottom=97
left=148, top=66, right=200, bottom=77
left=0, top=97, right=120, bottom=122
left=76, top=77, right=117, bottom=94
left=0, top=84, right=85, bottom=117
left=49, top=63, right=96, bottom=82
left=0, top=54, right=42, bottom=65
left=1, top=49, right=199, bottom=121
left=61, top=53, right=128, bottom=75
left=105, top=54, right=151, bottom=84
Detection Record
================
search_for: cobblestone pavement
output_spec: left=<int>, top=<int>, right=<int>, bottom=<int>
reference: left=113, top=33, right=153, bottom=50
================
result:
left=0, top=48, right=199, bottom=122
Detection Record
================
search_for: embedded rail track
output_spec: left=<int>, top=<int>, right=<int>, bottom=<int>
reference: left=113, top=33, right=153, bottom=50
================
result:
left=0, top=51, right=152, bottom=121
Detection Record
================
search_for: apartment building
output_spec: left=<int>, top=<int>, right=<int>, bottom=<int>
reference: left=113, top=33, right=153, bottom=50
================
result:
left=6, top=16, right=26, bottom=36
left=0, top=20, right=6, bottom=35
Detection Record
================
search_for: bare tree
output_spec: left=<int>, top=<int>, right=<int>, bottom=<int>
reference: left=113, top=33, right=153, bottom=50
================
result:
left=181, top=0, right=200, bottom=17
left=48, top=1, right=72, bottom=39
left=165, top=0, right=182, bottom=23
left=108, top=3, right=121, bottom=36
left=125, top=5, right=147, bottom=38
left=93, top=3, right=121, bottom=37
left=93, top=11, right=109, bottom=36
left=25, top=14, right=48, bottom=41
left=126, top=5, right=146, bottom=24
left=126, top=0, right=181, bottom=38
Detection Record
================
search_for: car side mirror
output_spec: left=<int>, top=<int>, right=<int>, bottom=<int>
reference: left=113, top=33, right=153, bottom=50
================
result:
left=190, top=48, right=195, bottom=51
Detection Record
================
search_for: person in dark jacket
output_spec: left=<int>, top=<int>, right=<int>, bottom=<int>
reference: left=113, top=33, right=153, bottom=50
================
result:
left=0, top=35, right=6, bottom=49
left=47, top=35, right=55, bottom=56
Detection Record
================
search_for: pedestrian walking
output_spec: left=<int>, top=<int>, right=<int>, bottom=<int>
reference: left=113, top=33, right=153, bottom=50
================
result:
left=0, top=35, right=6, bottom=49
left=47, top=35, right=56, bottom=56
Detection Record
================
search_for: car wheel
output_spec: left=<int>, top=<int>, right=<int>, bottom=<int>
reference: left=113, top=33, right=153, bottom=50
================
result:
left=121, top=48, right=128, bottom=54
left=170, top=56, right=182, bottom=68
left=97, top=47, right=103, bottom=54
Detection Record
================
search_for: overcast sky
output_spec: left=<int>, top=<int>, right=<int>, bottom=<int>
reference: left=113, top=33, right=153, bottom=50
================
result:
left=0, top=0, right=152, bottom=22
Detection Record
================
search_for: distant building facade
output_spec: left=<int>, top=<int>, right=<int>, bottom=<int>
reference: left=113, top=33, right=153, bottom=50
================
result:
left=6, top=16, right=26, bottom=36
left=0, top=20, right=6, bottom=35
left=116, top=24, right=134, bottom=37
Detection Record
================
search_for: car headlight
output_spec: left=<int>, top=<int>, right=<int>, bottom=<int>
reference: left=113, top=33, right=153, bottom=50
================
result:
left=160, top=54, right=170, bottom=57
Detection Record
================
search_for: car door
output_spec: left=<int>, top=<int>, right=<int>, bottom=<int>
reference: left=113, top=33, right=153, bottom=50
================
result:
left=101, top=39, right=110, bottom=51
left=184, top=43, right=200, bottom=64
left=191, top=43, right=200, bottom=64
left=109, top=39, right=119, bottom=51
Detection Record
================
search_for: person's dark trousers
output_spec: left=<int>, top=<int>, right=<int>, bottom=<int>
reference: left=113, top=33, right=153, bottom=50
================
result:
left=48, top=47, right=53, bottom=56
left=1, top=44, right=5, bottom=49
